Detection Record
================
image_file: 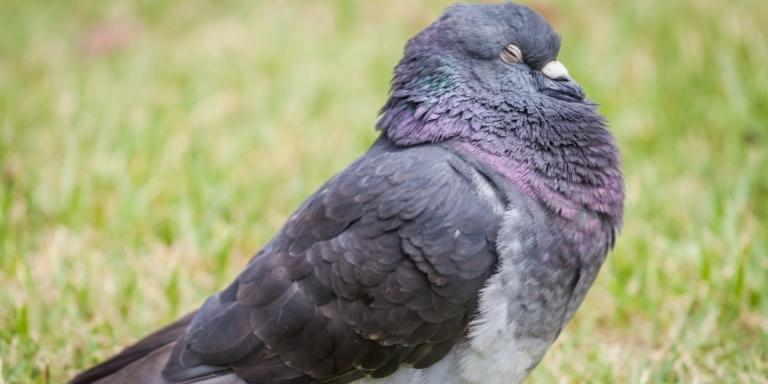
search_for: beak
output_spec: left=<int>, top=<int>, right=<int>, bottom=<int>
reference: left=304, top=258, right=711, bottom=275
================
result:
left=542, top=61, right=570, bottom=80
left=539, top=61, right=585, bottom=102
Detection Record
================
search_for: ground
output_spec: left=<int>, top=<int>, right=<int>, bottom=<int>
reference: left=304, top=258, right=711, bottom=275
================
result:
left=0, top=0, right=766, bottom=383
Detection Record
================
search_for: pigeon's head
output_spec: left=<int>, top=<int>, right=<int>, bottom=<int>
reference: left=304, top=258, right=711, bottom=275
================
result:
left=408, top=2, right=579, bottom=100
left=378, top=2, right=601, bottom=147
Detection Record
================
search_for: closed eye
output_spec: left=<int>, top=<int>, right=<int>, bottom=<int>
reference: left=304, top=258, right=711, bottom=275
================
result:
left=500, top=44, right=523, bottom=64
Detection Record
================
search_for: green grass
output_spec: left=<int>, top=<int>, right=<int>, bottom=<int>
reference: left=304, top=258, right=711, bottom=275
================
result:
left=1, top=0, right=766, bottom=382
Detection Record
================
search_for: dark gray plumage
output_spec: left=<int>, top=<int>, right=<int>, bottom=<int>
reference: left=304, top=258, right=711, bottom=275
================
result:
left=71, top=2, right=624, bottom=384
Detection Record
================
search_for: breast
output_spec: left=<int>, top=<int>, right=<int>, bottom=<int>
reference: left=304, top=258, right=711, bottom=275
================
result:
left=459, top=196, right=608, bottom=384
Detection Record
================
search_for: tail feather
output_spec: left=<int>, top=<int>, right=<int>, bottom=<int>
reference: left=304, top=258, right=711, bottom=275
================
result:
left=70, top=313, right=195, bottom=384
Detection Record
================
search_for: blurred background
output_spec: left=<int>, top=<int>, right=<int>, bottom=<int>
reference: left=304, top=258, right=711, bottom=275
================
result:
left=0, top=0, right=766, bottom=382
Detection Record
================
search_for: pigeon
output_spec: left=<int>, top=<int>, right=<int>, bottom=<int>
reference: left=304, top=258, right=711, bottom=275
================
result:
left=71, top=2, right=624, bottom=384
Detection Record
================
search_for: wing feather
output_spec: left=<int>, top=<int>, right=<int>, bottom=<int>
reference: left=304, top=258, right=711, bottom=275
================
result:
left=163, top=139, right=503, bottom=383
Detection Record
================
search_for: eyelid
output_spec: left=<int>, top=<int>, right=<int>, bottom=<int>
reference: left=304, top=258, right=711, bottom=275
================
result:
left=500, top=44, right=523, bottom=64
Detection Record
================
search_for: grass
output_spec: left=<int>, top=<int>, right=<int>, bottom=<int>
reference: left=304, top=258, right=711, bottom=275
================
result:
left=0, top=0, right=766, bottom=382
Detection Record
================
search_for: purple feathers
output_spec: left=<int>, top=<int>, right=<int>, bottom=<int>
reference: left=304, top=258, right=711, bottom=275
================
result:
left=377, top=3, right=624, bottom=231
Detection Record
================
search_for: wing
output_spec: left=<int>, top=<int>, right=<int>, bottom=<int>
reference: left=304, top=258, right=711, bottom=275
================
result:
left=162, top=138, right=504, bottom=384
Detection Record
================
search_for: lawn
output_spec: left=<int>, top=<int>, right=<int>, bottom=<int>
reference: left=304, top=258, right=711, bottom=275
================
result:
left=0, top=0, right=766, bottom=383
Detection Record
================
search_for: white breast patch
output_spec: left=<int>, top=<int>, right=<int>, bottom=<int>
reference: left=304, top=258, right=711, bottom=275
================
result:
left=458, top=208, right=552, bottom=384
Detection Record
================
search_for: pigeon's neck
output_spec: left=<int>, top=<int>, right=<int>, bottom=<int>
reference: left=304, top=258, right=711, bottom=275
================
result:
left=450, top=141, right=622, bottom=229
left=377, top=96, right=624, bottom=230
